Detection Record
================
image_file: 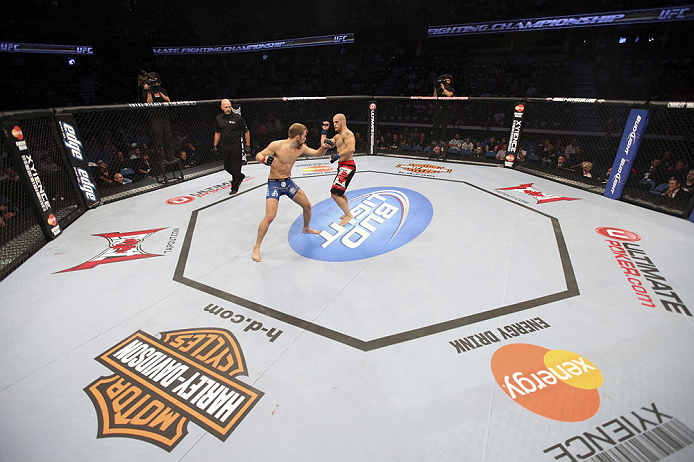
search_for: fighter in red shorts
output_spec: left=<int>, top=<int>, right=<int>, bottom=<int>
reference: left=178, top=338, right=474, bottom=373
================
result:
left=321, top=113, right=357, bottom=226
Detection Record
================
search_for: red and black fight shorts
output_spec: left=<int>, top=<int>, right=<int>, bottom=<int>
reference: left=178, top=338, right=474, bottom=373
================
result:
left=330, top=160, right=356, bottom=197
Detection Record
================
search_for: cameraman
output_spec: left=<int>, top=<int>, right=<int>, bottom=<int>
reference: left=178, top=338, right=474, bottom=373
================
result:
left=139, top=72, right=171, bottom=103
left=140, top=72, right=174, bottom=166
left=213, top=99, right=251, bottom=195
left=431, top=74, right=455, bottom=147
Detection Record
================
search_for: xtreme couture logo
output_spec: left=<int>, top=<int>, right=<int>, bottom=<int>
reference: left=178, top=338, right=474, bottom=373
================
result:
left=58, top=229, right=166, bottom=272
left=491, top=343, right=603, bottom=422
left=85, top=328, right=263, bottom=451
left=288, top=187, right=433, bottom=262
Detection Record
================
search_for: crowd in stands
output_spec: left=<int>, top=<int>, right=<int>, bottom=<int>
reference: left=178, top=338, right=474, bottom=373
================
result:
left=2, top=1, right=693, bottom=112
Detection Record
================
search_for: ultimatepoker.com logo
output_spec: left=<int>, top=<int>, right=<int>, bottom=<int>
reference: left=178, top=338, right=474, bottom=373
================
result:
left=288, top=187, right=433, bottom=262
left=491, top=343, right=603, bottom=422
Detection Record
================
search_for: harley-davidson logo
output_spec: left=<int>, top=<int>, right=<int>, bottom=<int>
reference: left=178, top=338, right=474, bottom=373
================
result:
left=84, top=328, right=263, bottom=451
left=397, top=163, right=452, bottom=173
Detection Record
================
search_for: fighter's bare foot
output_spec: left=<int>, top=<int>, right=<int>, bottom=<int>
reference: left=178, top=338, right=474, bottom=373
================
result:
left=302, top=228, right=320, bottom=234
left=339, top=214, right=353, bottom=226
left=252, top=246, right=261, bottom=262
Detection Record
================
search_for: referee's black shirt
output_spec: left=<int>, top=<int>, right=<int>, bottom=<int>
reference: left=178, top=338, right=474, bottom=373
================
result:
left=215, top=112, right=248, bottom=145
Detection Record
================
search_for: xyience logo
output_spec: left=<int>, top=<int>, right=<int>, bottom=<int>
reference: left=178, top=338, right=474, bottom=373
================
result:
left=84, top=328, right=263, bottom=452
left=491, top=343, right=603, bottom=422
left=58, top=228, right=165, bottom=272
left=497, top=183, right=580, bottom=204
left=288, top=187, right=433, bottom=262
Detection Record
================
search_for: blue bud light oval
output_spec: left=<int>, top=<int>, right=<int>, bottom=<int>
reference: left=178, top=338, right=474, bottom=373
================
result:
left=288, top=187, right=433, bottom=262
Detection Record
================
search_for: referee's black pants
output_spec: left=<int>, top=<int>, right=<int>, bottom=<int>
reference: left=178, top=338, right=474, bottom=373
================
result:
left=220, top=143, right=244, bottom=189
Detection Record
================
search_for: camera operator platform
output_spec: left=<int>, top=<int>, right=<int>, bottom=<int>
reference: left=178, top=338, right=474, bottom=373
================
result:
left=432, top=74, right=455, bottom=148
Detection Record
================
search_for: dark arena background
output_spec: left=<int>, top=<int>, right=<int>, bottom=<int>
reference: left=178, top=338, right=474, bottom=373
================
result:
left=1, top=2, right=693, bottom=461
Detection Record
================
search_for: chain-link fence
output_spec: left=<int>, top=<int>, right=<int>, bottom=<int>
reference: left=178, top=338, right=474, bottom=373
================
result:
left=62, top=97, right=371, bottom=203
left=0, top=110, right=85, bottom=280
left=373, top=96, right=693, bottom=217
left=1, top=96, right=692, bottom=280
left=374, top=96, right=521, bottom=164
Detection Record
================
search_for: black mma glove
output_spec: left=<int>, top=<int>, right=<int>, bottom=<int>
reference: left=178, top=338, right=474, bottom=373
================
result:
left=261, top=155, right=274, bottom=166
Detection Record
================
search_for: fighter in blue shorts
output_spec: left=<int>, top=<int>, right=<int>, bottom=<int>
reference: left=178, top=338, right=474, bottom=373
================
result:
left=266, top=177, right=300, bottom=200
left=252, top=122, right=334, bottom=262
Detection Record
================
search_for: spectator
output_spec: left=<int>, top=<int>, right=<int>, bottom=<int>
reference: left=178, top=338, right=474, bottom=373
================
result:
left=417, top=133, right=428, bottom=148
left=354, top=132, right=365, bottom=150
left=556, top=155, right=569, bottom=169
left=180, top=150, right=195, bottom=169
left=128, top=144, right=141, bottom=160
left=109, top=151, right=128, bottom=176
left=95, top=160, right=114, bottom=188
left=637, top=157, right=669, bottom=189
left=473, top=146, right=484, bottom=157
left=390, top=134, right=400, bottom=150
left=0, top=203, right=17, bottom=228
left=38, top=154, right=61, bottom=173
left=568, top=145, right=585, bottom=169
left=541, top=142, right=557, bottom=167
left=460, top=137, right=474, bottom=153
left=378, top=135, right=388, bottom=150
left=113, top=172, right=132, bottom=185
left=495, top=137, right=508, bottom=160
left=681, top=169, right=694, bottom=194
left=430, top=144, right=446, bottom=161
left=134, top=152, right=151, bottom=181
left=669, top=159, right=688, bottom=184
left=486, top=136, right=498, bottom=156
left=517, top=145, right=527, bottom=163
left=662, top=177, right=688, bottom=201
left=581, top=161, right=594, bottom=179
left=448, top=134, right=463, bottom=152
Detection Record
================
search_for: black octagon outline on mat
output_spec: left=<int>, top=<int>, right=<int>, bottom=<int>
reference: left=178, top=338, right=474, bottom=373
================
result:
left=174, top=170, right=579, bottom=351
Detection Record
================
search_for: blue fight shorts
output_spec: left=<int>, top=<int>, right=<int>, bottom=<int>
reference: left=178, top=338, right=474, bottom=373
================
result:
left=266, top=177, right=300, bottom=200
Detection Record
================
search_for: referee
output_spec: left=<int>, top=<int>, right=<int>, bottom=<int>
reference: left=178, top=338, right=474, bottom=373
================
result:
left=213, top=99, right=251, bottom=194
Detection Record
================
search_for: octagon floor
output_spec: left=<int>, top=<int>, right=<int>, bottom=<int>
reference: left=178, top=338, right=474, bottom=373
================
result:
left=1, top=155, right=693, bottom=462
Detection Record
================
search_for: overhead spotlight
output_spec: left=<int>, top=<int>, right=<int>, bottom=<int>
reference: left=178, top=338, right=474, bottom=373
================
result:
left=67, top=56, right=76, bottom=65
left=635, top=35, right=640, bottom=43
left=618, top=36, right=627, bottom=44
left=648, top=36, right=655, bottom=42
left=262, top=54, right=268, bottom=60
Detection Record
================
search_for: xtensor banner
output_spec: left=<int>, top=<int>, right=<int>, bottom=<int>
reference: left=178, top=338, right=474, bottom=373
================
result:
left=288, top=187, right=433, bottom=262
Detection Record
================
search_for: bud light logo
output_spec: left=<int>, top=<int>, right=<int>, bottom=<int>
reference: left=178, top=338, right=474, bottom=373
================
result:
left=288, top=187, right=433, bottom=262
